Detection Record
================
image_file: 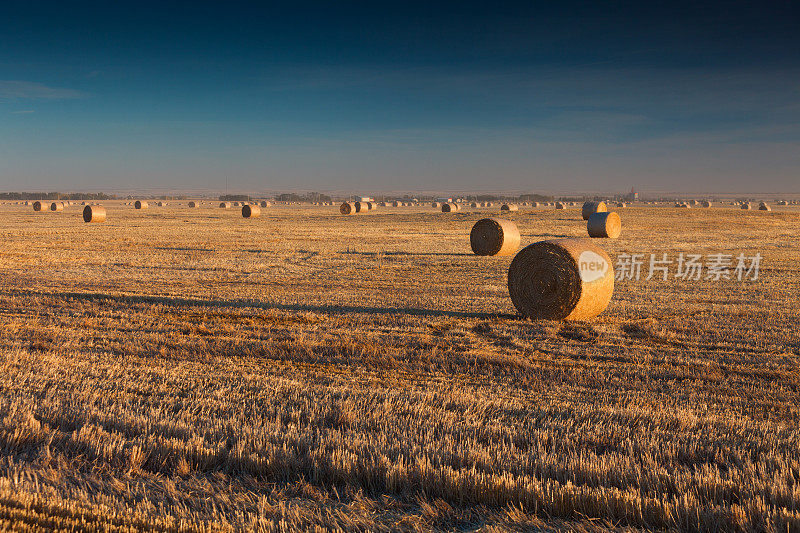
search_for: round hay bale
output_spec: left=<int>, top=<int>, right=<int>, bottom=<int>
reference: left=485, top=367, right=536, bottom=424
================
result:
left=442, top=202, right=457, bottom=212
left=581, top=201, right=607, bottom=220
left=135, top=200, right=148, bottom=209
left=701, top=200, right=711, bottom=208
left=532, top=202, right=540, bottom=207
left=33, top=201, right=43, bottom=212
left=50, top=202, right=64, bottom=212
left=391, top=201, right=400, bottom=207
left=500, top=203, right=519, bottom=211
left=741, top=202, right=751, bottom=210
left=485, top=202, right=494, bottom=207
left=587, top=211, right=622, bottom=238
left=616, top=202, right=626, bottom=208
left=759, top=202, right=771, bottom=211
left=83, top=205, right=106, bottom=223
left=431, top=202, right=440, bottom=208
left=508, top=238, right=614, bottom=321
left=260, top=201, right=271, bottom=208
left=242, top=204, right=261, bottom=218
left=470, top=218, right=520, bottom=256
left=777, top=200, right=787, bottom=206
left=470, top=202, right=478, bottom=208
left=354, top=201, right=365, bottom=213
left=555, top=202, right=565, bottom=209
left=366, top=201, right=375, bottom=210
left=675, top=202, right=689, bottom=208
left=340, top=202, right=355, bottom=215
left=188, top=201, right=199, bottom=208
left=220, top=202, right=231, bottom=208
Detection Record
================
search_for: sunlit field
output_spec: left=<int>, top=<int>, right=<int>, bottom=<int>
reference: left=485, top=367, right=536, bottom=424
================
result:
left=0, top=201, right=798, bottom=531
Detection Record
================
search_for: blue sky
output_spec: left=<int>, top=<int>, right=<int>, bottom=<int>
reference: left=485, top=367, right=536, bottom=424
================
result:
left=1, top=1, right=798, bottom=194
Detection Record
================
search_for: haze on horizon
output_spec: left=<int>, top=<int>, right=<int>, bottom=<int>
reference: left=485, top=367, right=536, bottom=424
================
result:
left=1, top=1, right=798, bottom=195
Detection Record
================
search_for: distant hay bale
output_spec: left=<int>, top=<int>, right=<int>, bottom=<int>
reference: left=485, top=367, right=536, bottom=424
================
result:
left=340, top=202, right=355, bottom=215
left=431, top=202, right=440, bottom=208
left=242, top=204, right=260, bottom=218
left=220, top=202, right=231, bottom=208
left=470, top=202, right=478, bottom=208
left=581, top=201, right=607, bottom=220
left=675, top=202, right=689, bottom=208
left=442, top=202, right=460, bottom=212
left=616, top=202, right=626, bottom=208
left=354, top=201, right=366, bottom=212
left=391, top=201, right=399, bottom=207
left=701, top=200, right=711, bottom=208
left=83, top=205, right=106, bottom=223
left=50, top=202, right=64, bottom=212
left=135, top=200, right=148, bottom=209
left=485, top=202, right=494, bottom=207
left=188, top=201, right=199, bottom=208
left=260, top=201, right=271, bottom=208
left=777, top=200, right=787, bottom=206
left=33, top=201, right=43, bottom=212
left=532, top=202, right=540, bottom=207
left=555, top=202, right=565, bottom=209
left=500, top=203, right=519, bottom=211
left=759, top=202, right=771, bottom=211
left=741, top=203, right=752, bottom=210
left=366, top=201, right=375, bottom=210
left=508, top=238, right=614, bottom=321
left=470, top=218, right=520, bottom=256
left=587, top=211, right=622, bottom=238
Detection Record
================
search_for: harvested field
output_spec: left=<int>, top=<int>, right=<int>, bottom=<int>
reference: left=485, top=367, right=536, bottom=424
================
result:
left=0, top=201, right=799, bottom=531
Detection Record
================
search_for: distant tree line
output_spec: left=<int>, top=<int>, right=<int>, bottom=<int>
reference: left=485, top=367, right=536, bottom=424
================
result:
left=0, top=192, right=115, bottom=200
left=275, top=192, right=332, bottom=202
left=219, top=194, right=252, bottom=201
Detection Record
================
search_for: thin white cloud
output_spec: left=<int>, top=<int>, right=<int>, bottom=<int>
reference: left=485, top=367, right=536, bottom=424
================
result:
left=0, top=81, right=84, bottom=100
left=11, top=109, right=35, bottom=114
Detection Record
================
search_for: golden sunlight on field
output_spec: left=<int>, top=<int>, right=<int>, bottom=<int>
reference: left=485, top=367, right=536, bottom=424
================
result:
left=0, top=201, right=798, bottom=531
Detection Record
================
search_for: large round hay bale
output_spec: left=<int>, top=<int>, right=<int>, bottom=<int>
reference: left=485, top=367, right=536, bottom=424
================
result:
left=340, top=202, right=355, bottom=215
left=442, top=202, right=458, bottom=212
left=759, top=202, right=771, bottom=211
left=532, top=202, right=540, bottom=208
left=135, top=200, right=148, bottom=209
left=500, top=203, right=519, bottom=211
left=366, top=201, right=375, bottom=210
left=188, top=201, right=199, bottom=208
left=242, top=204, right=261, bottom=218
left=741, top=202, right=751, bottom=210
left=581, top=201, right=607, bottom=220
left=555, top=202, right=565, bottom=209
left=587, top=211, right=622, bottom=238
left=354, top=201, right=365, bottom=213
left=260, top=201, right=271, bottom=208
left=83, top=205, right=106, bottom=223
left=470, top=218, right=520, bottom=256
left=220, top=202, right=231, bottom=208
left=470, top=202, right=478, bottom=208
left=33, top=201, right=43, bottom=212
left=701, top=200, right=711, bottom=208
left=508, top=238, right=614, bottom=321
left=485, top=202, right=494, bottom=207
left=50, top=202, right=64, bottom=212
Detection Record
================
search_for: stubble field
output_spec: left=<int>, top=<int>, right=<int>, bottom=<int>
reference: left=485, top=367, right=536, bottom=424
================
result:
left=0, top=201, right=798, bottom=532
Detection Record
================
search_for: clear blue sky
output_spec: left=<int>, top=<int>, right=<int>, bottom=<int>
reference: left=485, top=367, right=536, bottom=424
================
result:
left=1, top=1, right=798, bottom=194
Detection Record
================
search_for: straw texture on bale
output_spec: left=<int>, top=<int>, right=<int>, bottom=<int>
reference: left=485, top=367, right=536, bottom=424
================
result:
left=340, top=202, right=355, bottom=215
left=220, top=202, right=231, bottom=208
left=470, top=218, right=520, bottom=256
left=555, top=202, right=565, bottom=209
left=83, top=205, right=106, bottom=223
left=500, top=203, right=519, bottom=211
left=587, top=211, right=622, bottom=238
left=508, top=238, right=614, bottom=321
left=135, top=201, right=148, bottom=209
left=50, top=202, right=64, bottom=212
left=33, top=201, right=43, bottom=212
left=242, top=205, right=260, bottom=218
left=581, top=201, right=607, bottom=220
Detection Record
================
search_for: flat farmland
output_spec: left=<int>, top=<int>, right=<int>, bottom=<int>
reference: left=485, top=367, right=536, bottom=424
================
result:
left=0, top=202, right=798, bottom=531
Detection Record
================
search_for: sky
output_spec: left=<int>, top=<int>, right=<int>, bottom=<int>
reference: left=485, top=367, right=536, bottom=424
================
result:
left=1, top=1, right=798, bottom=195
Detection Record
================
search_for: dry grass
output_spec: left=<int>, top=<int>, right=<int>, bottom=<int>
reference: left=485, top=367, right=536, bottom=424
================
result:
left=0, top=202, right=799, bottom=531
